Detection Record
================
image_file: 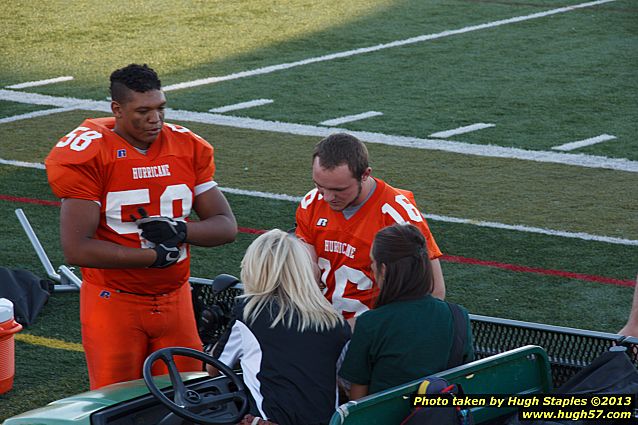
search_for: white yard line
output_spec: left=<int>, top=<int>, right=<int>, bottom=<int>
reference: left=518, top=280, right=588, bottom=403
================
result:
left=0, top=107, right=76, bottom=124
left=3, top=157, right=635, bottom=246
left=552, top=134, right=617, bottom=152
left=1, top=89, right=637, bottom=173
left=209, top=99, right=274, bottom=113
left=319, top=111, right=383, bottom=126
left=0, top=90, right=111, bottom=111
left=6, top=76, right=74, bottom=89
left=162, top=0, right=616, bottom=92
left=430, top=123, right=495, bottom=138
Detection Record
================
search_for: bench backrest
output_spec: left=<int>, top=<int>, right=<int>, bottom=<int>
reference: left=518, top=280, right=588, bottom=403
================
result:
left=470, top=314, right=638, bottom=387
left=328, top=345, right=552, bottom=425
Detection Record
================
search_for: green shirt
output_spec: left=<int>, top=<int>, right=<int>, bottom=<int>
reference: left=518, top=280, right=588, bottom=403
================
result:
left=339, top=295, right=474, bottom=394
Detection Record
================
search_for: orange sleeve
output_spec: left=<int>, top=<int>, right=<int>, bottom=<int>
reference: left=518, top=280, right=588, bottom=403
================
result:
left=416, top=216, right=442, bottom=259
left=394, top=189, right=442, bottom=259
left=192, top=135, right=216, bottom=186
left=295, top=205, right=313, bottom=244
left=295, top=189, right=319, bottom=244
left=45, top=126, right=104, bottom=201
left=46, top=161, right=102, bottom=201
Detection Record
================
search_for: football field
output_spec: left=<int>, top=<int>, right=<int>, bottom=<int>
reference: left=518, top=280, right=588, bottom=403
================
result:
left=0, top=0, right=637, bottom=418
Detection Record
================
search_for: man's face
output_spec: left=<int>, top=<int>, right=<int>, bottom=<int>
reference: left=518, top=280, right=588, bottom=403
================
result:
left=112, top=89, right=166, bottom=149
left=312, top=157, right=362, bottom=211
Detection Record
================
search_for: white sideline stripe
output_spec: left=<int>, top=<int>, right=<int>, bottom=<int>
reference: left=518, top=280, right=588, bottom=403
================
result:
left=1, top=89, right=637, bottom=173
left=220, top=187, right=302, bottom=203
left=430, top=123, right=495, bottom=138
left=0, top=158, right=45, bottom=169
left=0, top=107, right=76, bottom=124
left=209, top=99, right=273, bottom=113
left=220, top=191, right=638, bottom=247
left=319, top=111, right=383, bottom=126
left=552, top=134, right=617, bottom=152
left=425, top=214, right=638, bottom=247
left=162, top=0, right=616, bottom=92
left=1, top=157, right=636, bottom=247
left=6, top=76, right=74, bottom=89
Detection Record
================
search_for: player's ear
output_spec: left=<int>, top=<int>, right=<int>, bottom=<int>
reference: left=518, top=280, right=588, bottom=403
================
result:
left=361, top=167, right=372, bottom=181
left=111, top=100, right=122, bottom=118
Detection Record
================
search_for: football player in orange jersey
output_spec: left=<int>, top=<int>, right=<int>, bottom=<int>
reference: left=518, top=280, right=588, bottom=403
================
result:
left=45, top=64, right=237, bottom=389
left=295, top=133, right=445, bottom=325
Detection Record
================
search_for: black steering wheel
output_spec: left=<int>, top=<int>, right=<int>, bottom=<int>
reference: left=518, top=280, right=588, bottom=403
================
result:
left=143, top=347, right=249, bottom=425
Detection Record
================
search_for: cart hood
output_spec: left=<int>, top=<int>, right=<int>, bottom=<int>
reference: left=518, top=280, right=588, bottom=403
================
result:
left=3, top=372, right=208, bottom=425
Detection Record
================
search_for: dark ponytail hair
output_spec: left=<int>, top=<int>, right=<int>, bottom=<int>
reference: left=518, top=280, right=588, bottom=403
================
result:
left=372, top=223, right=433, bottom=308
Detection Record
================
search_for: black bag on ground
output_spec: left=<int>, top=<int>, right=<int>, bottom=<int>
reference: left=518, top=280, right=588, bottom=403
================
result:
left=0, top=267, right=53, bottom=327
left=557, top=347, right=638, bottom=395
left=505, top=347, right=638, bottom=425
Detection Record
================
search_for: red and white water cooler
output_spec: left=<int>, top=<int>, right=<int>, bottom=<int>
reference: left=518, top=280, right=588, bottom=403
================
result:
left=0, top=298, right=22, bottom=394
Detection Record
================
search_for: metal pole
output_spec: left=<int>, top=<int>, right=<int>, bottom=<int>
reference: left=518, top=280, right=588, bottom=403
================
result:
left=59, top=265, right=82, bottom=289
left=15, top=208, right=61, bottom=283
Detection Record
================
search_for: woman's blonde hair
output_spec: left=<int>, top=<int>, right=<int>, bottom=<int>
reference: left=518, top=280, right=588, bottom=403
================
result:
left=240, top=229, right=344, bottom=332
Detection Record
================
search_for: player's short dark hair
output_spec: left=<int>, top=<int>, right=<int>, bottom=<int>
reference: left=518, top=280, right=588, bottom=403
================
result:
left=109, top=64, right=161, bottom=104
left=372, top=223, right=433, bottom=308
left=312, top=133, right=369, bottom=180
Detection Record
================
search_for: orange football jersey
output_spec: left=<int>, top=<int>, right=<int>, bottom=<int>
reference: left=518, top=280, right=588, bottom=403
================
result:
left=295, top=179, right=442, bottom=319
left=45, top=117, right=216, bottom=294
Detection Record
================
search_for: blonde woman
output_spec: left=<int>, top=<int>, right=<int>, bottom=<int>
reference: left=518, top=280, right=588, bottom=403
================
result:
left=208, top=229, right=351, bottom=425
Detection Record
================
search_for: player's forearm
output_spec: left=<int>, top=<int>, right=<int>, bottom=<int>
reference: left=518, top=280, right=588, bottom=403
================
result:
left=188, top=187, right=237, bottom=246
left=430, top=258, right=446, bottom=300
left=185, top=214, right=237, bottom=247
left=619, top=275, right=638, bottom=336
left=60, top=198, right=156, bottom=268
left=349, top=383, right=369, bottom=400
left=62, top=237, right=156, bottom=268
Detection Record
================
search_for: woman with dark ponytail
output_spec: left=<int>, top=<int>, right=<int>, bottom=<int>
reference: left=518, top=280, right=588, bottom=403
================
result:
left=339, top=223, right=474, bottom=400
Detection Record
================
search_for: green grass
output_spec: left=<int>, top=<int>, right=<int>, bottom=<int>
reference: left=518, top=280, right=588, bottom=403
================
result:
left=166, top=6, right=638, bottom=160
left=0, top=0, right=395, bottom=97
left=0, top=101, right=52, bottom=118
left=0, top=0, right=637, bottom=420
left=2, top=1, right=636, bottom=158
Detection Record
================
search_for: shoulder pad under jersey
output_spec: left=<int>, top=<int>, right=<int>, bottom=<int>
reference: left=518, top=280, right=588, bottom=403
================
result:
left=46, top=118, right=110, bottom=165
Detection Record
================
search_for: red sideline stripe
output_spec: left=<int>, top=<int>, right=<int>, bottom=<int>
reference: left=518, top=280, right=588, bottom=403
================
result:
left=3, top=194, right=633, bottom=288
left=441, top=254, right=635, bottom=287
left=238, top=226, right=266, bottom=235
left=1, top=194, right=61, bottom=207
